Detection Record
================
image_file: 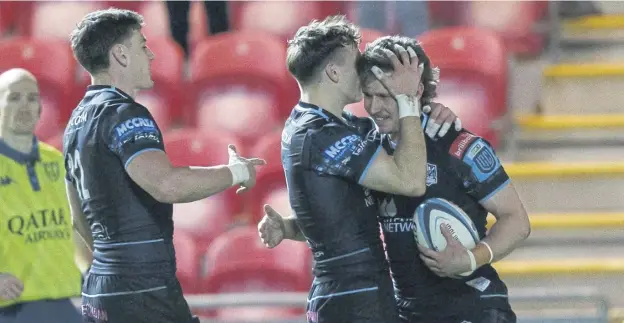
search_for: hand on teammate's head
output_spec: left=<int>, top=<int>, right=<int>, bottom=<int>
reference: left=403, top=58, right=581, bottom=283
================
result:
left=370, top=45, right=424, bottom=99
left=257, top=204, right=286, bottom=248
left=0, top=273, right=23, bottom=301
left=422, top=102, right=463, bottom=139
left=227, top=144, right=266, bottom=194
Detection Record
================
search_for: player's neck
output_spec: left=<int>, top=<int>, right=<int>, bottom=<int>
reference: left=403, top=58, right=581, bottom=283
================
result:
left=0, top=132, right=33, bottom=154
left=300, top=87, right=345, bottom=121
left=91, top=73, right=137, bottom=99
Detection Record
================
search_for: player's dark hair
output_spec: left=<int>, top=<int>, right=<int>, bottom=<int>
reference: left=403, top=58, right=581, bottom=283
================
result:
left=357, top=36, right=437, bottom=104
left=286, top=15, right=361, bottom=85
left=70, top=8, right=144, bottom=74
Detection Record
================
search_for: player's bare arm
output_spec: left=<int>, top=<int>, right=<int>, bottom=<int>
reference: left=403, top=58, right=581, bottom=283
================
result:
left=359, top=45, right=428, bottom=197
left=258, top=205, right=305, bottom=248
left=65, top=181, right=93, bottom=273
left=473, top=182, right=531, bottom=265
left=125, top=145, right=265, bottom=204
left=419, top=182, right=530, bottom=277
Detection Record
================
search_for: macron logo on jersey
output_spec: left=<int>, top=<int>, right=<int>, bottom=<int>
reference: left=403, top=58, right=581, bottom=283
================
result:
left=324, top=134, right=360, bottom=159
left=114, top=117, right=156, bottom=137
left=0, top=176, right=13, bottom=186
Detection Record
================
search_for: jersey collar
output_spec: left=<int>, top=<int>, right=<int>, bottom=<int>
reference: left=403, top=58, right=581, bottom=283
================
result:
left=297, top=101, right=351, bottom=125
left=0, top=137, right=40, bottom=164
left=85, top=85, right=131, bottom=100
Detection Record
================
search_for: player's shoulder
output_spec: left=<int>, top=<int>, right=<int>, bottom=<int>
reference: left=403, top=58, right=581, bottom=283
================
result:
left=444, top=129, right=494, bottom=161
left=38, top=141, right=64, bottom=162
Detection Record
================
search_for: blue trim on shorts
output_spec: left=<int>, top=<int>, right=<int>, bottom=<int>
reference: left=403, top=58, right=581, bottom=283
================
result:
left=93, top=238, right=164, bottom=247
left=315, top=248, right=370, bottom=264
left=480, top=294, right=508, bottom=298
left=307, top=286, right=379, bottom=302
left=82, top=286, right=167, bottom=298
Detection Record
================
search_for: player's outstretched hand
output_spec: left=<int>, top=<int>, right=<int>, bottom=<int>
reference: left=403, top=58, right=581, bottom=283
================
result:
left=228, top=144, right=266, bottom=194
left=258, top=204, right=286, bottom=248
left=417, top=224, right=473, bottom=277
left=422, top=102, right=463, bottom=138
left=371, top=44, right=424, bottom=99
left=0, top=273, right=23, bottom=301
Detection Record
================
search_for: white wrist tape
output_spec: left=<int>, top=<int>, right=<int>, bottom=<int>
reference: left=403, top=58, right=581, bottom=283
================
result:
left=480, top=241, right=494, bottom=264
left=466, top=249, right=477, bottom=272
left=395, top=94, right=420, bottom=119
left=228, top=162, right=250, bottom=186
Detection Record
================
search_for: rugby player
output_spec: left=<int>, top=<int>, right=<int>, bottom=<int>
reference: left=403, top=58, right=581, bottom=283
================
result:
left=0, top=68, right=82, bottom=322
left=65, top=9, right=264, bottom=323
left=260, top=36, right=531, bottom=323
left=281, top=15, right=461, bottom=323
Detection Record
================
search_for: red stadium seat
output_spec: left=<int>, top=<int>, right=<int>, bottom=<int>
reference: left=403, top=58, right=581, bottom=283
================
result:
left=248, top=131, right=293, bottom=223
left=189, top=32, right=291, bottom=143
left=201, top=226, right=312, bottom=294
left=75, top=37, right=185, bottom=132
left=0, top=38, right=76, bottom=130
left=173, top=229, right=201, bottom=294
left=164, top=128, right=244, bottom=241
left=419, top=27, right=507, bottom=147
left=230, top=1, right=346, bottom=39
left=43, top=131, right=64, bottom=152
left=29, top=1, right=106, bottom=39
left=359, top=28, right=384, bottom=52
left=345, top=99, right=368, bottom=118
left=250, top=130, right=282, bottom=167
left=428, top=1, right=546, bottom=56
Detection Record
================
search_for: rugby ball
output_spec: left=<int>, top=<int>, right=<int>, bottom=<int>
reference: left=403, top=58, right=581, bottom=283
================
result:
left=414, top=198, right=480, bottom=277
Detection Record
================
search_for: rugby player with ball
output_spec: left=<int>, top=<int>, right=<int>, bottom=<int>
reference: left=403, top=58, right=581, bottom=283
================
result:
left=259, top=35, right=530, bottom=323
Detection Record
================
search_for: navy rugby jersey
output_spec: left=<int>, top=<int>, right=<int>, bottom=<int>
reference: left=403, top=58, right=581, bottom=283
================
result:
left=375, top=124, right=513, bottom=317
left=281, top=102, right=388, bottom=279
left=63, top=85, right=175, bottom=276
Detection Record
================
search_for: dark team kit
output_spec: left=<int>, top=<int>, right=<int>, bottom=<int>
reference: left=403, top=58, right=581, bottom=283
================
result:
left=63, top=85, right=199, bottom=323
left=375, top=115, right=516, bottom=323
left=281, top=102, right=400, bottom=323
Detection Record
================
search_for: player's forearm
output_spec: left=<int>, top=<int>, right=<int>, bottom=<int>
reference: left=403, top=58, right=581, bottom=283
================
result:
left=283, top=217, right=306, bottom=241
left=160, top=166, right=235, bottom=203
left=472, top=212, right=530, bottom=267
left=394, top=116, right=427, bottom=196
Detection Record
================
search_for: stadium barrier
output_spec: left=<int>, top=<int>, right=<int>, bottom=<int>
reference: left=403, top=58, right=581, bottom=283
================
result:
left=487, top=212, right=624, bottom=229
left=69, top=287, right=609, bottom=323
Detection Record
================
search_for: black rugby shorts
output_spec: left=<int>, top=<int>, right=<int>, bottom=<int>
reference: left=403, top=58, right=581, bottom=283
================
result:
left=81, top=273, right=199, bottom=323
left=306, top=271, right=400, bottom=323
left=399, top=307, right=517, bottom=323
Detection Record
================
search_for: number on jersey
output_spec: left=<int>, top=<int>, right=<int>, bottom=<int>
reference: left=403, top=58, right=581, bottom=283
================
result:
left=67, top=149, right=90, bottom=200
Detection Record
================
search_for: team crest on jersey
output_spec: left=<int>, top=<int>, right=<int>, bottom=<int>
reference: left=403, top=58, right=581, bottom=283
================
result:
left=426, top=163, right=438, bottom=186
left=464, top=139, right=500, bottom=182
left=43, top=162, right=61, bottom=182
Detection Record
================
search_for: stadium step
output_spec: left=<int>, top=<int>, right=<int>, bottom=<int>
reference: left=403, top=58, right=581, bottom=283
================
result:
left=508, top=113, right=624, bottom=162
left=541, top=63, right=624, bottom=115
left=504, top=162, right=624, bottom=212
left=561, top=15, right=624, bottom=43
left=487, top=212, right=624, bottom=230
left=498, top=258, right=624, bottom=308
